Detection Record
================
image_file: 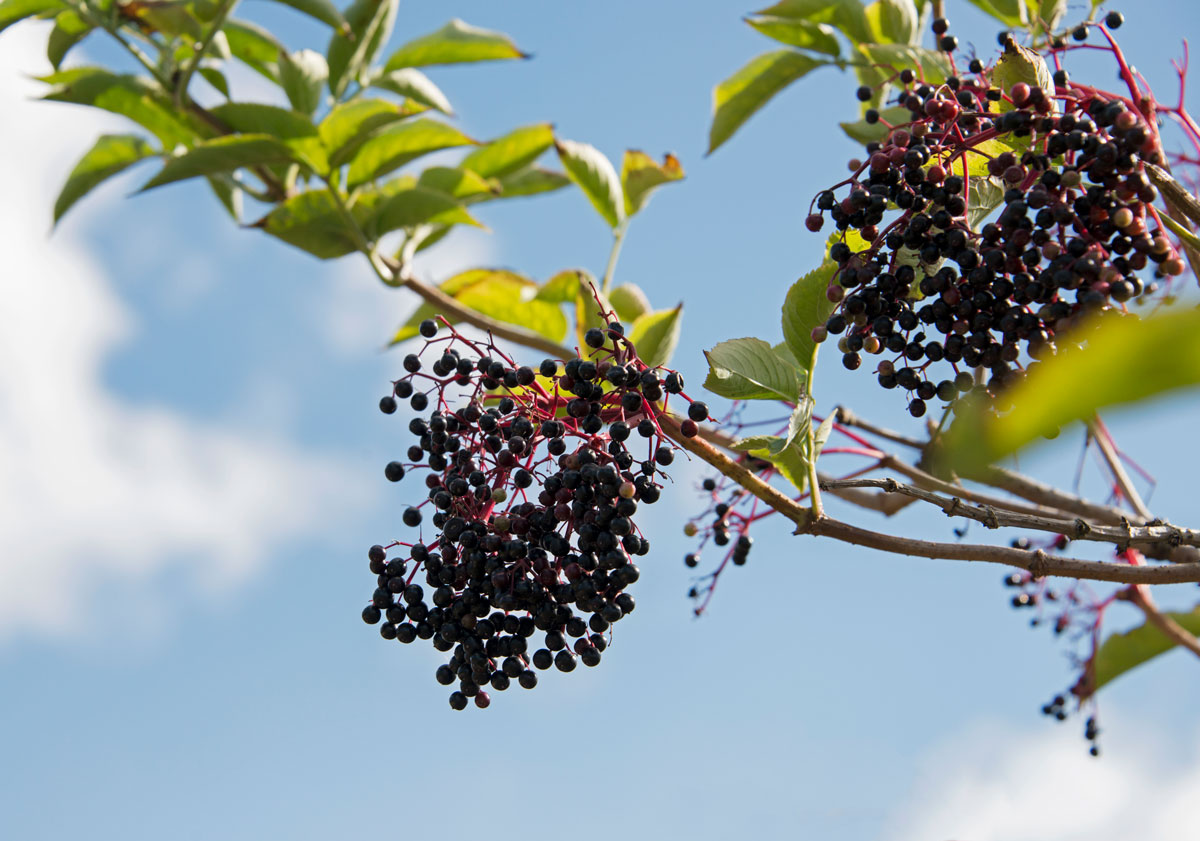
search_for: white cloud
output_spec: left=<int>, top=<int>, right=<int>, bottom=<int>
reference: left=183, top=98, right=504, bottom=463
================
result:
left=883, top=716, right=1200, bottom=841
left=0, top=30, right=361, bottom=641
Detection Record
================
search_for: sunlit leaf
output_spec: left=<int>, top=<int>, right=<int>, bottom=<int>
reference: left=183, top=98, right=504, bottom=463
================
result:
left=47, top=9, right=92, bottom=69
left=383, top=18, right=527, bottom=71
left=224, top=19, right=283, bottom=82
left=371, top=67, right=453, bottom=114
left=417, top=166, right=494, bottom=200
left=708, top=50, right=823, bottom=154
left=279, top=49, right=328, bottom=116
left=608, top=283, right=651, bottom=321
left=327, top=0, right=398, bottom=97
left=139, top=134, right=301, bottom=191
left=629, top=305, right=683, bottom=368
left=941, top=307, right=1200, bottom=473
left=263, top=0, right=346, bottom=31
left=461, top=123, right=554, bottom=179
left=319, top=98, right=411, bottom=167
left=555, top=138, right=624, bottom=229
left=744, top=15, right=841, bottom=56
left=1, top=0, right=63, bottom=34
left=781, top=255, right=838, bottom=375
left=493, top=166, right=570, bottom=199
left=346, top=119, right=477, bottom=187
left=1088, top=605, right=1200, bottom=697
left=536, top=270, right=587, bottom=303
left=864, top=0, right=917, bottom=45
left=621, top=150, right=684, bottom=217
left=371, top=186, right=481, bottom=236
left=704, top=337, right=804, bottom=401
left=839, top=104, right=911, bottom=144
left=53, top=133, right=155, bottom=223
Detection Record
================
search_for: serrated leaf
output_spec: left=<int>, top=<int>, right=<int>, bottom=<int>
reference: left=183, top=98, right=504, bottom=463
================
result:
left=370, top=186, right=481, bottom=236
left=629, top=305, right=683, bottom=368
left=264, top=0, right=346, bottom=31
left=198, top=66, right=230, bottom=97
left=53, top=133, right=155, bottom=223
left=279, top=49, right=328, bottom=116
left=47, top=9, right=92, bottom=69
left=963, top=0, right=1028, bottom=28
left=225, top=19, right=283, bottom=82
left=327, top=0, right=398, bottom=98
left=139, top=134, right=300, bottom=191
left=608, top=284, right=650, bottom=321
left=417, top=166, right=494, bottom=200
left=732, top=432, right=810, bottom=492
left=1, top=0, right=63, bottom=34
left=319, top=98, right=411, bottom=167
left=704, top=337, right=804, bottom=402
left=708, top=50, right=823, bottom=154
left=864, top=0, right=917, bottom=45
left=940, top=308, right=1200, bottom=474
left=535, top=270, right=586, bottom=303
left=744, top=15, right=841, bottom=56
left=391, top=271, right=567, bottom=345
left=384, top=18, right=527, bottom=71
left=621, top=150, right=684, bottom=217
left=461, top=123, right=554, bottom=180
left=494, top=166, right=571, bottom=199
left=781, top=256, right=838, bottom=375
left=555, top=138, right=624, bottom=229
left=207, top=174, right=242, bottom=221
left=839, top=104, right=911, bottom=144
left=208, top=102, right=326, bottom=169
left=41, top=68, right=200, bottom=146
left=346, top=118, right=476, bottom=188
left=1089, top=606, right=1200, bottom=696
left=371, top=68, right=453, bottom=115
left=992, top=37, right=1053, bottom=109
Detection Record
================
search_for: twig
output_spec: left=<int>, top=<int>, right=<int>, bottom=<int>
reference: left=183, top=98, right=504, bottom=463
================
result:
left=1129, top=585, right=1200, bottom=661
left=834, top=406, right=925, bottom=450
left=1089, top=416, right=1152, bottom=520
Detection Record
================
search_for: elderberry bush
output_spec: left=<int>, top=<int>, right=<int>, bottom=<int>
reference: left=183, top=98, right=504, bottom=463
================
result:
left=807, top=17, right=1185, bottom=418
left=362, top=317, right=709, bottom=709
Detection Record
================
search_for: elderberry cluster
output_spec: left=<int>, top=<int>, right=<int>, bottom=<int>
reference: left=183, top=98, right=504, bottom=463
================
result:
left=362, top=317, right=709, bottom=709
left=808, top=17, right=1186, bottom=417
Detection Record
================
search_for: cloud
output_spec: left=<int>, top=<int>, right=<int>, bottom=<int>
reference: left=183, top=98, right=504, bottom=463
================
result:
left=882, top=715, right=1200, bottom=841
left=0, top=30, right=361, bottom=641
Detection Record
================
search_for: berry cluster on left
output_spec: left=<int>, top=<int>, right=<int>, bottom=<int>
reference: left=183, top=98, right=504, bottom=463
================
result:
left=361, top=315, right=709, bottom=709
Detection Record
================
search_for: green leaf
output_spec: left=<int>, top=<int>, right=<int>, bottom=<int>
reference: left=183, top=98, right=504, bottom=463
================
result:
left=744, top=15, right=841, bottom=56
left=757, top=0, right=872, bottom=42
left=370, top=186, right=481, bottom=236
left=781, top=255, right=838, bottom=376
left=732, top=430, right=810, bottom=492
left=279, top=49, right=329, bottom=116
left=940, top=308, right=1200, bottom=473
left=208, top=102, right=327, bottom=170
left=864, top=0, right=918, bottom=45
left=812, top=412, right=835, bottom=459
left=992, top=37, right=1053, bottom=108
left=253, top=188, right=362, bottom=258
left=1, top=0, right=63, bottom=34
left=621, top=150, right=684, bottom=217
left=708, top=50, right=822, bottom=154
left=1159, top=212, right=1200, bottom=255
left=704, top=337, right=804, bottom=401
left=225, top=19, right=283, bottom=82
left=327, top=0, right=398, bottom=98
left=966, top=174, right=1006, bottom=229
left=608, top=284, right=651, bottom=321
left=417, top=166, right=494, bottom=200
left=462, top=124, right=555, bottom=180
left=536, top=270, right=588, bottom=303
left=383, top=18, right=527, bottom=71
left=1090, top=606, right=1200, bottom=696
left=555, top=138, right=624, bottom=229
left=371, top=68, right=453, bottom=115
left=494, top=166, right=570, bottom=199
left=963, top=0, right=1028, bottom=28
left=391, top=270, right=567, bottom=345
left=839, top=104, right=911, bottom=144
left=574, top=276, right=613, bottom=353
left=198, top=65, right=230, bottom=97
left=1035, top=0, right=1067, bottom=31
left=856, top=43, right=951, bottom=85
left=346, top=119, right=477, bottom=187
left=264, top=0, right=346, bottom=31
left=319, top=98, right=411, bottom=167
left=53, top=133, right=155, bottom=223
left=139, top=135, right=300, bottom=191
left=47, top=9, right=92, bottom=69
left=207, top=174, right=242, bottom=221
left=629, top=306, right=683, bottom=368
left=41, top=68, right=200, bottom=146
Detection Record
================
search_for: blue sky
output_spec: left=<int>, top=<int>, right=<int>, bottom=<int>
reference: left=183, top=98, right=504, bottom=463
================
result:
left=3, top=2, right=1200, bottom=839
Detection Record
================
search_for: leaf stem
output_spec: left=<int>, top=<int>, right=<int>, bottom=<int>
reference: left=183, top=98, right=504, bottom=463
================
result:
left=175, top=0, right=238, bottom=109
left=601, top=220, right=628, bottom=295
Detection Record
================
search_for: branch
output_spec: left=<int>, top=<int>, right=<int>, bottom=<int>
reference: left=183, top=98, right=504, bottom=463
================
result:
left=657, top=414, right=1200, bottom=586
left=1089, top=416, right=1152, bottom=520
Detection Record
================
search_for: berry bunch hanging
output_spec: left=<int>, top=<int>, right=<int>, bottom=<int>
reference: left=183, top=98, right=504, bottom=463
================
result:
left=361, top=313, right=709, bottom=709
left=807, top=16, right=1187, bottom=418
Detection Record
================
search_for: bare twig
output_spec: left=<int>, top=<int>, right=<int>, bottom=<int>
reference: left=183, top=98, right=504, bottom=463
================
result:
left=1129, top=586, right=1200, bottom=661
left=1089, top=417, right=1152, bottom=520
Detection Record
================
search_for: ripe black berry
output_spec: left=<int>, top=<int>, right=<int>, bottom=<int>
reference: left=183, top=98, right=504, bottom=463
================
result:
left=419, top=319, right=438, bottom=338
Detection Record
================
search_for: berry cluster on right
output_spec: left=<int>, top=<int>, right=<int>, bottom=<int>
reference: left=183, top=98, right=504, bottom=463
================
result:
left=807, top=16, right=1186, bottom=417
